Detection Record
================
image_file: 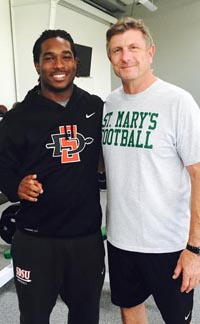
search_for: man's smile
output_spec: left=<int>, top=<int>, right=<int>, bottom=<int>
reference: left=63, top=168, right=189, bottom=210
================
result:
left=51, top=72, right=67, bottom=81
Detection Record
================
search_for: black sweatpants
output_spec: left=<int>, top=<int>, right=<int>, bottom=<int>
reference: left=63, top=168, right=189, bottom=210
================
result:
left=11, top=230, right=105, bottom=324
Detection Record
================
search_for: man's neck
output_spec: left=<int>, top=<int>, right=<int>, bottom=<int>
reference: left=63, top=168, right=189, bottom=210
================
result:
left=40, top=84, right=74, bottom=102
left=123, top=73, right=157, bottom=95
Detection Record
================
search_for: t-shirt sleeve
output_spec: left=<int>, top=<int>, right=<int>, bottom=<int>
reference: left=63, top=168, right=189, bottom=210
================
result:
left=176, top=92, right=200, bottom=166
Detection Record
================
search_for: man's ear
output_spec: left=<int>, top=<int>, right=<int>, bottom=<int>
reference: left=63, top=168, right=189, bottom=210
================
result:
left=148, top=44, right=156, bottom=63
left=75, top=57, right=80, bottom=77
left=34, top=62, right=40, bottom=75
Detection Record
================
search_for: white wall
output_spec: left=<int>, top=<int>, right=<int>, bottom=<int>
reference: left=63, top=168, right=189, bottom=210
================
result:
left=10, top=0, right=53, bottom=100
left=55, top=2, right=112, bottom=99
left=144, top=0, right=200, bottom=105
left=1, top=1, right=200, bottom=105
left=10, top=0, right=115, bottom=101
left=117, top=0, right=200, bottom=105
left=0, top=0, right=16, bottom=109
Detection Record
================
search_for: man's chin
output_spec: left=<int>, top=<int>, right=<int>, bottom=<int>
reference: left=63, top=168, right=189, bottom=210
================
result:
left=46, top=83, right=73, bottom=93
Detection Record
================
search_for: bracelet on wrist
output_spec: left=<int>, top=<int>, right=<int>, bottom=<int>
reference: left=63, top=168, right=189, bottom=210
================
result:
left=186, top=243, right=200, bottom=256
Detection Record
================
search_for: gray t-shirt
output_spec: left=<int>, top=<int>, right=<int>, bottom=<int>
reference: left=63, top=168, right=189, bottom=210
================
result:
left=102, top=78, right=200, bottom=253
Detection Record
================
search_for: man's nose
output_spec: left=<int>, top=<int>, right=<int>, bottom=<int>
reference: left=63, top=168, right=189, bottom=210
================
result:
left=121, top=49, right=131, bottom=62
left=54, top=57, right=64, bottom=68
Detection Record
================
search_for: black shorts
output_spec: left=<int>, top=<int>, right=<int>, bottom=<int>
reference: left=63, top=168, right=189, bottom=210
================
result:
left=11, top=230, right=105, bottom=324
left=107, top=242, right=193, bottom=324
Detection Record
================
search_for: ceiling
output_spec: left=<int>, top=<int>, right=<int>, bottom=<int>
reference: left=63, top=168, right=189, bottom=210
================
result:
left=81, top=0, right=197, bottom=18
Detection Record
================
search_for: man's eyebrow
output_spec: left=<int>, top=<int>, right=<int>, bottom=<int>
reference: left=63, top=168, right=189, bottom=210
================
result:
left=43, top=50, right=73, bottom=56
left=42, top=51, right=54, bottom=57
left=111, top=46, right=121, bottom=50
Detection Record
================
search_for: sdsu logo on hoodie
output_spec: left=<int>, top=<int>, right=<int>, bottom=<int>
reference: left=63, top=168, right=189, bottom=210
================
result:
left=46, top=124, right=93, bottom=163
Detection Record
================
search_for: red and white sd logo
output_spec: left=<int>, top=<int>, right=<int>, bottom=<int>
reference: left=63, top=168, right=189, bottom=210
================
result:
left=16, top=267, right=32, bottom=283
left=46, top=125, right=94, bottom=163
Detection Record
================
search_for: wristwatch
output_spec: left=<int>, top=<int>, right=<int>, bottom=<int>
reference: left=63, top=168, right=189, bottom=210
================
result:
left=186, top=243, right=200, bottom=256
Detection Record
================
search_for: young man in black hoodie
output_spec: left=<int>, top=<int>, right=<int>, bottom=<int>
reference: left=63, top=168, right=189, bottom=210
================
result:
left=0, top=30, right=105, bottom=324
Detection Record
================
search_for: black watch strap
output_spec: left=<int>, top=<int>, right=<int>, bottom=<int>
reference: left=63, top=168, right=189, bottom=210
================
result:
left=186, top=243, right=200, bottom=255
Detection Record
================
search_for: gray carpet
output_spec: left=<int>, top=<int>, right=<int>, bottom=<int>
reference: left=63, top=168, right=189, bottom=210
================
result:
left=0, top=277, right=200, bottom=324
left=1, top=195, right=200, bottom=323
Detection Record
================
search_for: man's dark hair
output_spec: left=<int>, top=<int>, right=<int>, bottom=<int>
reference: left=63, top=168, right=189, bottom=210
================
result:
left=33, top=29, right=77, bottom=63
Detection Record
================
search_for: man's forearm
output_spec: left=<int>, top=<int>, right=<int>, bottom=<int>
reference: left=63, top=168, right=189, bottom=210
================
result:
left=187, top=162, right=200, bottom=246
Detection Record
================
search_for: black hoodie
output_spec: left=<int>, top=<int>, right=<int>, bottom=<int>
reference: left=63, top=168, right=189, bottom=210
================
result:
left=0, top=85, right=103, bottom=238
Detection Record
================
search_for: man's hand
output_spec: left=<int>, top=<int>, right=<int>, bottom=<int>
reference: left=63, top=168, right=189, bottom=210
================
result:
left=173, top=249, right=200, bottom=293
left=18, top=174, right=43, bottom=202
